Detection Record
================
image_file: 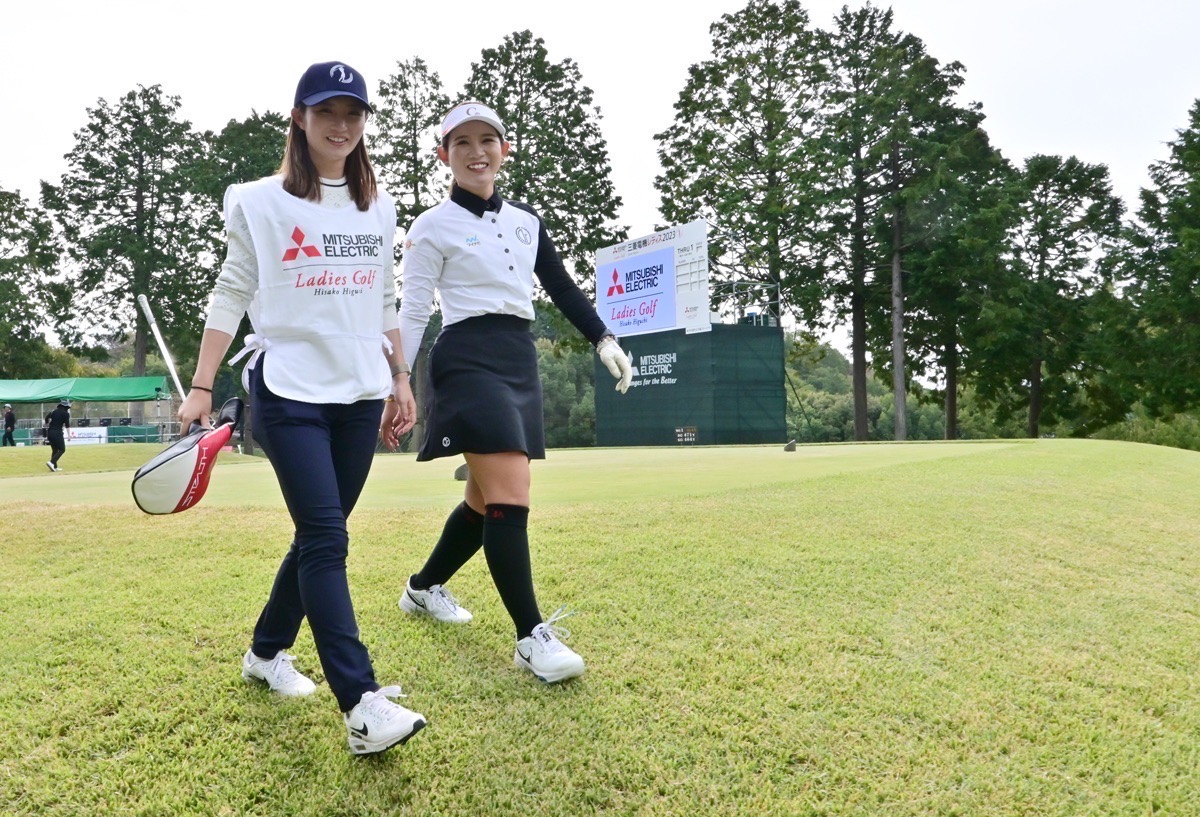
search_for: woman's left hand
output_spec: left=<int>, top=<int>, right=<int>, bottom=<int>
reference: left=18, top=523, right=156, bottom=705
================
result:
left=380, top=397, right=402, bottom=451
left=384, top=377, right=417, bottom=447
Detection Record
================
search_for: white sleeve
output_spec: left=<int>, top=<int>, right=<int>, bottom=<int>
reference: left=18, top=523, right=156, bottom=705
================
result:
left=380, top=195, right=399, bottom=334
left=381, top=248, right=399, bottom=333
left=204, top=199, right=257, bottom=335
left=398, top=214, right=442, bottom=370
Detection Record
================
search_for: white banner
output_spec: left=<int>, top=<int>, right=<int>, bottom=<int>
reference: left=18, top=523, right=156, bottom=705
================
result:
left=595, top=220, right=709, bottom=338
left=68, top=427, right=108, bottom=445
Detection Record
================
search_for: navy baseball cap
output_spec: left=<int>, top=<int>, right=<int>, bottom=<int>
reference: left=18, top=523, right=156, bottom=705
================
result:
left=295, top=61, right=372, bottom=111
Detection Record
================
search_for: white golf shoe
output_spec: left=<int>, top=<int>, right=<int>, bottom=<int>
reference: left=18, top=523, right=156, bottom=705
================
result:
left=343, top=686, right=426, bottom=755
left=399, top=581, right=473, bottom=623
left=514, top=608, right=585, bottom=683
left=241, top=649, right=317, bottom=697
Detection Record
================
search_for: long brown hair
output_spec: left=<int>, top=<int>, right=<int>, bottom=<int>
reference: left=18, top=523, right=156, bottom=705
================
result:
left=279, top=102, right=378, bottom=211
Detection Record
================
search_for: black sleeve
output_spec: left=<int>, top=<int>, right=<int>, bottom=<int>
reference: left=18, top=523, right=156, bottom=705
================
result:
left=511, top=202, right=612, bottom=346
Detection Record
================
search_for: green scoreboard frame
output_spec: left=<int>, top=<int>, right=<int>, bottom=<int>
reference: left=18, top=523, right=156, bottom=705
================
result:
left=595, top=323, right=785, bottom=446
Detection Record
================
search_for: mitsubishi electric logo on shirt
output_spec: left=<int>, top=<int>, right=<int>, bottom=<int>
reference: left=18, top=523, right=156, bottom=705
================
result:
left=322, top=232, right=383, bottom=257
left=281, top=226, right=383, bottom=263
left=283, top=224, right=383, bottom=298
left=282, top=227, right=321, bottom=261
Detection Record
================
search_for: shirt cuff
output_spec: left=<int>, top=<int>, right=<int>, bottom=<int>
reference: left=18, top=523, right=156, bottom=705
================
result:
left=204, top=305, right=244, bottom=336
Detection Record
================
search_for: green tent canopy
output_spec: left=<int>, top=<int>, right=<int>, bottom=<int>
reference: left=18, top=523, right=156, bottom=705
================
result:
left=0, top=377, right=171, bottom=404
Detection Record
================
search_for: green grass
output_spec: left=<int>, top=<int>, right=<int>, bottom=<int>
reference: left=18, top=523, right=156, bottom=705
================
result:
left=1, top=439, right=1199, bottom=815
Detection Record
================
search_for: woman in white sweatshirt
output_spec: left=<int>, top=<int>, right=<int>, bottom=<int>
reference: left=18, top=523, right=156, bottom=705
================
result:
left=178, top=61, right=423, bottom=756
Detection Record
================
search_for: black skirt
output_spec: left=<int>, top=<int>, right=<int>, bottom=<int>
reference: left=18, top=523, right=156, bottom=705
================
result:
left=418, top=314, right=545, bottom=461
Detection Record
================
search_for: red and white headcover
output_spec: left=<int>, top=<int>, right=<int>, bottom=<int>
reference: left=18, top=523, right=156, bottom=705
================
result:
left=132, top=398, right=243, bottom=515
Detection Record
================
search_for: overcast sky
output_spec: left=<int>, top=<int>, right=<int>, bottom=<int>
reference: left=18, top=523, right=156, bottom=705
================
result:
left=4, top=0, right=1199, bottom=236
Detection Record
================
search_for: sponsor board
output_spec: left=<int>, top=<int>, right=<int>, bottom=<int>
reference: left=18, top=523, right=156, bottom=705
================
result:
left=68, top=427, right=108, bottom=445
left=595, top=219, right=709, bottom=338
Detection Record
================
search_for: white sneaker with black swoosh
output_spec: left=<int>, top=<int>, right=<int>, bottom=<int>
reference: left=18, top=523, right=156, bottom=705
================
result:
left=399, top=580, right=473, bottom=623
left=241, top=649, right=317, bottom=697
left=514, top=608, right=585, bottom=683
left=343, top=686, right=426, bottom=755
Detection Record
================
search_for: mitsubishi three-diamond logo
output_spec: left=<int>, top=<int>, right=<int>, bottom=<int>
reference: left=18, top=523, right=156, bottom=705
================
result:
left=282, top=227, right=321, bottom=262
left=606, top=269, right=624, bottom=297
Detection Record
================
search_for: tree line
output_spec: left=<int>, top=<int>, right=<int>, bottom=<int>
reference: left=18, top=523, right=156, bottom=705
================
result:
left=2, top=1, right=1199, bottom=448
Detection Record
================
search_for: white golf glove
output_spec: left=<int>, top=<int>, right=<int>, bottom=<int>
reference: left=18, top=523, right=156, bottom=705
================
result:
left=597, top=336, right=632, bottom=394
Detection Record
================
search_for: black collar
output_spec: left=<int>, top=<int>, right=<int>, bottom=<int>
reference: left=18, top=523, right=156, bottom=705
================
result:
left=450, top=185, right=503, bottom=217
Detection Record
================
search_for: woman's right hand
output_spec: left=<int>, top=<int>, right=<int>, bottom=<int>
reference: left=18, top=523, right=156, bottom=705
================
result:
left=178, top=389, right=213, bottom=432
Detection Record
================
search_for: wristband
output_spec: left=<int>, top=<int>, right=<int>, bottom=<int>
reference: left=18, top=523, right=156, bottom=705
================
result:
left=595, top=335, right=617, bottom=352
left=390, top=363, right=410, bottom=377
left=190, top=384, right=213, bottom=393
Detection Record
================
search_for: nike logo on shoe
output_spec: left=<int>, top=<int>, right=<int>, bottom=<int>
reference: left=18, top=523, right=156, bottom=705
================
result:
left=348, top=721, right=370, bottom=738
left=407, top=591, right=427, bottom=609
left=517, top=646, right=532, bottom=662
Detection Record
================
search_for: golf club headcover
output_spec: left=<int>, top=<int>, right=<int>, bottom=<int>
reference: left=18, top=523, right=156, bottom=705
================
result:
left=132, top=397, right=244, bottom=515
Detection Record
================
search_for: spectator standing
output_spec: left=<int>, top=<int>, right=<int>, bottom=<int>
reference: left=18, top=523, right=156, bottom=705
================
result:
left=2, top=404, right=15, bottom=447
left=44, top=399, right=70, bottom=471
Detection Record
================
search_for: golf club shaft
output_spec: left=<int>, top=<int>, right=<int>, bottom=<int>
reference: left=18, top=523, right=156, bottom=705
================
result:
left=136, top=295, right=187, bottom=399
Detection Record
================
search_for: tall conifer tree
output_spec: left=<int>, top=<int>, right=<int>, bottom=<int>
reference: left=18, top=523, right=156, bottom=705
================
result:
left=0, top=187, right=59, bottom=378
left=374, top=58, right=452, bottom=237
left=1127, top=100, right=1200, bottom=415
left=972, top=155, right=1123, bottom=437
left=655, top=0, right=827, bottom=327
left=42, top=85, right=204, bottom=375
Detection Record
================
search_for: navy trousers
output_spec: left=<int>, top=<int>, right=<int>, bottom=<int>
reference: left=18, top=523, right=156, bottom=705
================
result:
left=248, top=365, right=383, bottom=712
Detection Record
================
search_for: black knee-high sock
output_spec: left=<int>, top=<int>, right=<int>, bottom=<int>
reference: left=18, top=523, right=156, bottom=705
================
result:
left=483, top=504, right=542, bottom=639
left=411, top=502, right=485, bottom=589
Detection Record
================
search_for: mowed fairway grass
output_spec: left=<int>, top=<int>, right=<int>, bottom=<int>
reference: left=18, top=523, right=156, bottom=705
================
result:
left=2, top=439, right=1200, bottom=816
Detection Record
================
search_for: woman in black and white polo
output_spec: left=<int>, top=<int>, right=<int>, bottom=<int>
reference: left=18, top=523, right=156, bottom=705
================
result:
left=179, top=61, right=425, bottom=755
left=384, top=101, right=631, bottom=683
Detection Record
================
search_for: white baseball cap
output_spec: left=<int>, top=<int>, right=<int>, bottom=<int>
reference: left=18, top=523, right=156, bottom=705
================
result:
left=441, top=102, right=505, bottom=140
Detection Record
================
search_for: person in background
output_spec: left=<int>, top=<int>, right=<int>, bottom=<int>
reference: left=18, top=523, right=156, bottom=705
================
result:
left=177, top=60, right=425, bottom=756
left=2, top=404, right=15, bottom=447
left=44, top=399, right=70, bottom=471
left=384, top=101, right=632, bottom=684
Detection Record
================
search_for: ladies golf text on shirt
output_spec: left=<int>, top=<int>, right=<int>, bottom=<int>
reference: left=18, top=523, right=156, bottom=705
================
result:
left=282, top=229, right=382, bottom=294
left=294, top=268, right=378, bottom=295
left=292, top=234, right=381, bottom=293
